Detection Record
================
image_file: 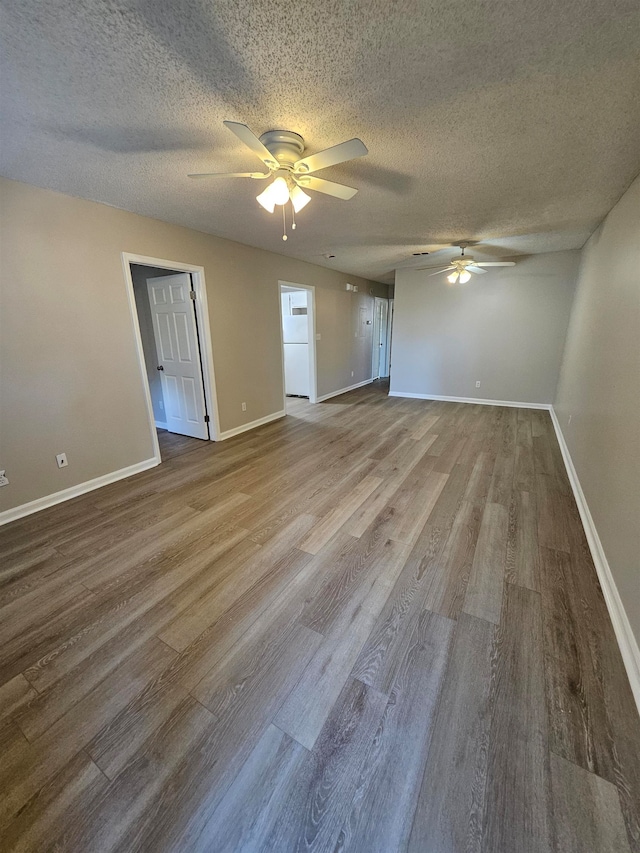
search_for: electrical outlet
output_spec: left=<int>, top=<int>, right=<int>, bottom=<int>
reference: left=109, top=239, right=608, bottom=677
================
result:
left=56, top=453, right=68, bottom=468
left=158, top=400, right=164, bottom=410
left=0, top=470, right=9, bottom=487
left=475, top=381, right=481, bottom=388
left=241, top=402, right=247, bottom=412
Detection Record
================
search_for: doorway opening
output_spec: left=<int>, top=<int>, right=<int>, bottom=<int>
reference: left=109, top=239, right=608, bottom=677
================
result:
left=278, top=281, right=317, bottom=410
left=122, top=253, right=220, bottom=463
left=372, top=296, right=393, bottom=380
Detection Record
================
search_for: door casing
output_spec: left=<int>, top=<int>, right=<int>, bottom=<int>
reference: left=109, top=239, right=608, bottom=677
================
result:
left=122, top=253, right=221, bottom=463
left=372, top=297, right=391, bottom=379
left=278, top=281, right=318, bottom=407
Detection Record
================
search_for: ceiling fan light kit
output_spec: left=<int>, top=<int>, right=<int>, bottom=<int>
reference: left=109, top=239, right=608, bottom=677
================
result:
left=189, top=121, right=368, bottom=241
left=256, top=174, right=289, bottom=212
left=290, top=184, right=311, bottom=212
left=448, top=269, right=472, bottom=284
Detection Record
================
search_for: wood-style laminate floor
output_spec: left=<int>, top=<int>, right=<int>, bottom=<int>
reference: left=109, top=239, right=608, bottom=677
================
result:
left=1, top=382, right=638, bottom=852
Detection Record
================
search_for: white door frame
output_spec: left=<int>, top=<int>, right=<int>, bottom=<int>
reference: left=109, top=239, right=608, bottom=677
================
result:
left=278, top=281, right=318, bottom=406
left=387, top=298, right=394, bottom=377
left=372, top=297, right=391, bottom=379
left=371, top=297, right=381, bottom=379
left=122, top=253, right=221, bottom=463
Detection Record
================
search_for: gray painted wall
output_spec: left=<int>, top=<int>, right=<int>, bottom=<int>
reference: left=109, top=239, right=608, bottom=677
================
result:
left=0, top=177, right=387, bottom=513
left=554, top=175, right=640, bottom=647
left=390, top=251, right=579, bottom=404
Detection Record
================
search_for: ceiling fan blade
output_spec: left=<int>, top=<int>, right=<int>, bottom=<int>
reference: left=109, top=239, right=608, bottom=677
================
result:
left=187, top=171, right=269, bottom=179
left=294, top=138, right=368, bottom=174
left=421, top=266, right=455, bottom=275
left=475, top=261, right=516, bottom=267
left=223, top=121, right=279, bottom=170
left=466, top=265, right=487, bottom=274
left=296, top=175, right=358, bottom=200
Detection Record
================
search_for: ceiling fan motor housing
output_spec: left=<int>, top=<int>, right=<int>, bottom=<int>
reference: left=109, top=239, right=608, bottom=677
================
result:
left=259, top=130, right=305, bottom=169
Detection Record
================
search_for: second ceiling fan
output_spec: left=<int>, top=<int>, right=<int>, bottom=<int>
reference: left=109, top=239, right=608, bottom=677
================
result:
left=417, top=243, right=516, bottom=283
left=189, top=121, right=368, bottom=239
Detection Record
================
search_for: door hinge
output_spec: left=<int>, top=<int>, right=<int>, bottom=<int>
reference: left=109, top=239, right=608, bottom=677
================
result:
left=189, top=290, right=196, bottom=300
left=204, top=415, right=210, bottom=423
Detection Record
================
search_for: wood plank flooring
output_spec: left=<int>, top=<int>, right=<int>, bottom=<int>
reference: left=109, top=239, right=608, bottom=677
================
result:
left=1, top=382, right=638, bottom=852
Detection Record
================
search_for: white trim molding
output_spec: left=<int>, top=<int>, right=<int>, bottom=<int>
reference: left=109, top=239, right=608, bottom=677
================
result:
left=219, top=410, right=286, bottom=441
left=154, top=421, right=168, bottom=431
left=550, top=408, right=640, bottom=715
left=0, top=458, right=159, bottom=527
left=316, top=378, right=374, bottom=403
left=388, top=391, right=551, bottom=410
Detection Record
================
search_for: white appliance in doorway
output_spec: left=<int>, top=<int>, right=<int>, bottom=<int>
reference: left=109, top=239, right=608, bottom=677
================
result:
left=147, top=273, right=209, bottom=439
left=281, top=290, right=310, bottom=397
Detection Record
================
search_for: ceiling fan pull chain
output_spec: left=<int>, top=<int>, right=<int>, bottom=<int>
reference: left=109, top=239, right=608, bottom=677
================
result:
left=282, top=205, right=288, bottom=241
left=291, top=201, right=297, bottom=230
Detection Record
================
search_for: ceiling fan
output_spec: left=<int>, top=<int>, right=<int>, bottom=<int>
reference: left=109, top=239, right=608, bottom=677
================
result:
left=189, top=121, right=368, bottom=239
left=417, top=243, right=516, bottom=283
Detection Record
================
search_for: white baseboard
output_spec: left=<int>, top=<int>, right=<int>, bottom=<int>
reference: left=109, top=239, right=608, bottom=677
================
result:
left=388, top=391, right=551, bottom=410
left=316, top=378, right=374, bottom=403
left=550, top=407, right=640, bottom=716
left=219, top=410, right=286, bottom=441
left=154, top=420, right=168, bottom=431
left=0, top=457, right=160, bottom=527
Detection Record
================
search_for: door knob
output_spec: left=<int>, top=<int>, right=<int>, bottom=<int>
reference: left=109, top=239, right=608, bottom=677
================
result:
left=157, top=365, right=164, bottom=371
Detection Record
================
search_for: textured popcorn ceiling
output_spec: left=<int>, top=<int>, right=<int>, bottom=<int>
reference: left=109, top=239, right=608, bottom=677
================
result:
left=2, top=0, right=639, bottom=283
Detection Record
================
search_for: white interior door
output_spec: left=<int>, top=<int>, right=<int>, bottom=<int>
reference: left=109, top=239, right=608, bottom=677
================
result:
left=378, top=298, right=390, bottom=377
left=387, top=298, right=394, bottom=375
left=372, top=301, right=381, bottom=379
left=147, top=274, right=209, bottom=439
